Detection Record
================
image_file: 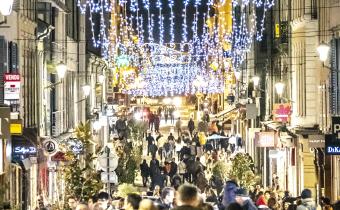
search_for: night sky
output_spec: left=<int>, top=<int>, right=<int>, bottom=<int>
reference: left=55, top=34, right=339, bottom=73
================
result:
left=126, top=0, right=212, bottom=45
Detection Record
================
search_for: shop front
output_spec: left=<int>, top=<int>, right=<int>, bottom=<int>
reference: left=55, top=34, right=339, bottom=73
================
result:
left=11, top=134, right=38, bottom=210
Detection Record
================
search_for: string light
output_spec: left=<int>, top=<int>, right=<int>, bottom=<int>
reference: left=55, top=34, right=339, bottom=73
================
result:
left=78, top=0, right=276, bottom=96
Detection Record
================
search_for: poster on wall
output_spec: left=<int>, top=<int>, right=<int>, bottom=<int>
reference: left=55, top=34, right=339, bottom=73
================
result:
left=4, top=73, right=20, bottom=100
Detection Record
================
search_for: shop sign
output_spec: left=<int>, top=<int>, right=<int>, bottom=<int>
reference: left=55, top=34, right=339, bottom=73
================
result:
left=246, top=104, right=257, bottom=119
left=309, top=135, right=325, bottom=148
left=43, top=139, right=58, bottom=156
left=13, top=146, right=37, bottom=155
left=325, top=134, right=340, bottom=155
left=51, top=151, right=67, bottom=162
left=4, top=73, right=20, bottom=100
left=332, top=116, right=340, bottom=138
left=272, top=103, right=291, bottom=123
left=10, top=119, right=22, bottom=135
left=255, top=132, right=276, bottom=147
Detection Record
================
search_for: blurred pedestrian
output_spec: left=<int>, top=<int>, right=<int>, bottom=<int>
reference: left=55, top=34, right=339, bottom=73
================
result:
left=124, top=194, right=142, bottom=210
left=296, top=189, right=320, bottom=210
left=333, top=196, right=340, bottom=210
left=140, top=159, right=150, bottom=187
left=172, top=184, right=201, bottom=210
left=176, top=118, right=182, bottom=137
left=235, top=188, right=257, bottom=210
left=188, top=118, right=195, bottom=137
left=139, top=199, right=158, bottom=210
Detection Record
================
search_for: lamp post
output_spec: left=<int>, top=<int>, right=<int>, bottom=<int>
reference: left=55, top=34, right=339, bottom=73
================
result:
left=252, top=76, right=260, bottom=87
left=82, top=85, right=91, bottom=98
left=56, top=62, right=67, bottom=79
left=0, top=0, right=14, bottom=16
left=317, top=41, right=330, bottom=62
left=275, top=82, right=284, bottom=96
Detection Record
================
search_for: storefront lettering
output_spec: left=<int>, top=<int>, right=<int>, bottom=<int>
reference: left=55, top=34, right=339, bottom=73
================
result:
left=327, top=146, right=340, bottom=154
left=14, top=146, right=36, bottom=155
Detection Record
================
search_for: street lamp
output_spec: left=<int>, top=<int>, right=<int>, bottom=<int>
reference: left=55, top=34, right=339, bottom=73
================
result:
left=234, top=71, right=241, bottom=81
left=0, top=0, right=14, bottom=16
left=56, top=62, right=67, bottom=79
left=317, top=41, right=330, bottom=62
left=82, top=85, right=91, bottom=97
left=252, top=76, right=260, bottom=87
left=275, top=82, right=285, bottom=96
left=98, top=74, right=105, bottom=84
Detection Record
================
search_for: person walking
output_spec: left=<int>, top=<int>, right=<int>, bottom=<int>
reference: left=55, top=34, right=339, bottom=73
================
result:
left=154, top=114, right=160, bottom=133
left=178, top=159, right=187, bottom=183
left=296, top=189, right=320, bottom=210
left=157, top=187, right=175, bottom=210
left=169, top=107, right=175, bottom=124
left=146, top=133, right=155, bottom=156
left=140, top=159, right=150, bottom=187
left=149, top=141, right=158, bottom=158
left=188, top=118, right=195, bottom=137
left=176, top=117, right=182, bottom=138
left=149, top=112, right=155, bottom=131
left=164, top=107, right=169, bottom=124
left=235, top=188, right=257, bottom=210
left=171, top=184, right=201, bottom=210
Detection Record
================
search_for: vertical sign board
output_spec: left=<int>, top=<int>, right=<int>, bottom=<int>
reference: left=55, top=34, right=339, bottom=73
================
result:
left=326, top=117, right=340, bottom=155
left=4, top=73, right=20, bottom=100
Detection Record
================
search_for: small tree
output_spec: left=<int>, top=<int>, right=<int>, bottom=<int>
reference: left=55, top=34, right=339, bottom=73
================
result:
left=115, top=119, right=145, bottom=184
left=63, top=121, right=103, bottom=203
left=212, top=160, right=229, bottom=180
left=228, top=153, right=259, bottom=189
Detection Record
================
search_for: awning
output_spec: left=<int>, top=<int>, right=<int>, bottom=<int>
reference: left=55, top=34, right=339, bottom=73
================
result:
left=38, top=0, right=70, bottom=12
left=261, top=121, right=283, bottom=131
left=211, top=106, right=237, bottom=121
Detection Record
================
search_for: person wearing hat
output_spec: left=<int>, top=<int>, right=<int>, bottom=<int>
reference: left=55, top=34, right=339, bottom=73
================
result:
left=234, top=188, right=257, bottom=210
left=296, top=189, right=320, bottom=210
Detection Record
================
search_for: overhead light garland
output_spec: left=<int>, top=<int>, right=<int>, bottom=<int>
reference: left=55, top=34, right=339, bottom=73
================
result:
left=78, top=0, right=276, bottom=97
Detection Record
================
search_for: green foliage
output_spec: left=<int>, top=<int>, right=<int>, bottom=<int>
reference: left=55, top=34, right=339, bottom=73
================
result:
left=212, top=160, right=229, bottom=180
left=116, top=183, right=140, bottom=198
left=63, top=121, right=103, bottom=203
left=228, top=153, right=259, bottom=189
left=115, top=119, right=144, bottom=184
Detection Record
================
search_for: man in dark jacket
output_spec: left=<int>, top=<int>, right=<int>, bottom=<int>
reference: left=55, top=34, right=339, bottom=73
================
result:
left=169, top=158, right=178, bottom=178
left=146, top=133, right=155, bottom=156
left=140, top=159, right=150, bottom=187
left=171, top=184, right=200, bottom=210
left=149, top=142, right=158, bottom=159
left=188, top=118, right=195, bottom=137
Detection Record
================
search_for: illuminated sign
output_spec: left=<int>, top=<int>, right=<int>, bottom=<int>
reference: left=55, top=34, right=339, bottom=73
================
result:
left=13, top=146, right=37, bottom=155
left=325, top=134, right=340, bottom=155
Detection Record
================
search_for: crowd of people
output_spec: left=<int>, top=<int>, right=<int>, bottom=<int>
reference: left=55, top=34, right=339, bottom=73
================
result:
left=63, top=181, right=340, bottom=210
left=58, top=105, right=340, bottom=210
